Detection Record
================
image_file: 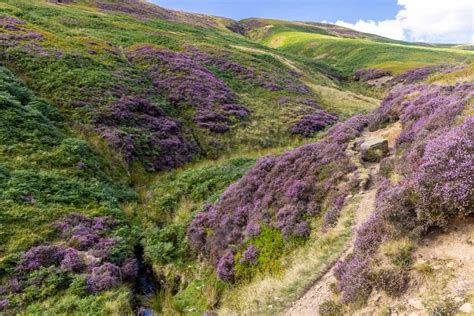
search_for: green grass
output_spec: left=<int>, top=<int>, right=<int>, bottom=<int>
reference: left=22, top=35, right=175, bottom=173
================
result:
left=0, top=66, right=138, bottom=313
left=257, top=30, right=474, bottom=75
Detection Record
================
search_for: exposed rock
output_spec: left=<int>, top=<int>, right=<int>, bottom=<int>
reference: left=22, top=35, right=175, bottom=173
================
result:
left=360, top=137, right=389, bottom=162
left=408, top=298, right=424, bottom=310
left=460, top=303, right=473, bottom=313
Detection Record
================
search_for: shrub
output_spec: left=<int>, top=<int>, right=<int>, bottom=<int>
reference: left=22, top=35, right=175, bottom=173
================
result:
left=371, top=268, right=408, bottom=297
left=326, top=114, right=368, bottom=144
left=60, top=248, right=86, bottom=272
left=86, top=263, right=121, bottom=293
left=290, top=110, right=337, bottom=137
left=413, top=117, right=474, bottom=226
left=216, top=250, right=235, bottom=283
left=322, top=193, right=347, bottom=231
left=376, top=181, right=419, bottom=232
left=17, top=245, right=65, bottom=272
left=142, top=223, right=188, bottom=264
left=242, top=245, right=258, bottom=263
left=319, top=300, right=343, bottom=316
left=334, top=255, right=372, bottom=304
left=354, top=214, right=386, bottom=255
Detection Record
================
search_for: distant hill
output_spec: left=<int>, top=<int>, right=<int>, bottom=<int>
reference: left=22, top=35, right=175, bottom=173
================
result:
left=238, top=18, right=474, bottom=74
left=0, top=1, right=472, bottom=315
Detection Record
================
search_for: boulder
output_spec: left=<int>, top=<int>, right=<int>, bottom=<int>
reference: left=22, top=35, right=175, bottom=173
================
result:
left=361, top=137, right=389, bottom=162
left=460, top=303, right=473, bottom=314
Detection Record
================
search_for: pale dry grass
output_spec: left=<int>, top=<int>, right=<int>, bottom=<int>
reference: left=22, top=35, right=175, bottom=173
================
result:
left=305, top=82, right=379, bottom=114
left=217, top=196, right=360, bottom=315
left=428, top=63, right=474, bottom=85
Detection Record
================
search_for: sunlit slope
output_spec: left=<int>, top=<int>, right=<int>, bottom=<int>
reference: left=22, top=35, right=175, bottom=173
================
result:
left=241, top=19, right=474, bottom=75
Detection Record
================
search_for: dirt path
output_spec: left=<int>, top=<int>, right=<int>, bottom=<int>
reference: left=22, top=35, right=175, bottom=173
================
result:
left=286, top=124, right=401, bottom=315
left=286, top=188, right=376, bottom=316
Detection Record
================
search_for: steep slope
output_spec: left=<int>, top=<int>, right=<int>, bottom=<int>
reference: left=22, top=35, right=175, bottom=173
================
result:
left=241, top=18, right=474, bottom=75
left=0, top=1, right=473, bottom=315
left=1, top=0, right=376, bottom=175
left=0, top=66, right=140, bottom=314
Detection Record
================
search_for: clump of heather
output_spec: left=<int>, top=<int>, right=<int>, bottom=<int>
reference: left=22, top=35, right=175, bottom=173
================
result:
left=334, top=256, right=372, bottom=304
left=375, top=180, right=419, bottom=232
left=354, top=213, right=386, bottom=255
left=322, top=193, right=347, bottom=231
left=326, top=114, right=369, bottom=144
left=354, top=68, right=391, bottom=81
left=0, top=299, right=9, bottom=311
left=290, top=110, right=338, bottom=137
left=185, top=45, right=311, bottom=94
left=188, top=139, right=358, bottom=281
left=127, top=46, right=249, bottom=133
left=216, top=250, right=235, bottom=283
left=413, top=117, right=474, bottom=226
left=16, top=245, right=65, bottom=272
left=60, top=248, right=86, bottom=272
left=242, top=245, right=258, bottom=263
left=95, top=96, right=199, bottom=171
left=87, top=262, right=121, bottom=293
left=390, top=64, right=454, bottom=85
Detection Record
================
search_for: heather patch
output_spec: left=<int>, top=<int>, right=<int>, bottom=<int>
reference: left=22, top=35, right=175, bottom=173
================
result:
left=127, top=45, right=249, bottom=133
left=290, top=110, right=338, bottom=137
left=334, top=82, right=473, bottom=305
left=188, top=131, right=361, bottom=282
left=185, top=45, right=311, bottom=94
left=94, top=96, right=199, bottom=171
left=390, top=64, right=459, bottom=85
left=0, top=67, right=137, bottom=313
left=354, top=68, right=391, bottom=81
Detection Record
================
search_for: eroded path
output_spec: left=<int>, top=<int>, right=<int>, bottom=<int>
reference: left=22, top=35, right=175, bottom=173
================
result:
left=286, top=123, right=401, bottom=315
left=286, top=189, right=376, bottom=316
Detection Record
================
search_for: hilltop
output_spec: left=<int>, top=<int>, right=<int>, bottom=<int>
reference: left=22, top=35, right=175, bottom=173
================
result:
left=0, top=0, right=472, bottom=315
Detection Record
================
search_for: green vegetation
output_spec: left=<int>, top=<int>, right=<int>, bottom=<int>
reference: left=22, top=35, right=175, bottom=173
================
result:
left=0, top=1, right=472, bottom=314
left=242, top=20, right=474, bottom=75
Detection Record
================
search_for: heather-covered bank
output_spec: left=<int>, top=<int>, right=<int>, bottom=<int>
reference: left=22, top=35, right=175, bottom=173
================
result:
left=187, top=114, right=369, bottom=283
left=333, top=82, right=473, bottom=306
left=0, top=66, right=141, bottom=313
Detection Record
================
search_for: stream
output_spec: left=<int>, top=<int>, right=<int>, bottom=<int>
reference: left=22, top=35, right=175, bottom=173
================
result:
left=133, top=245, right=159, bottom=316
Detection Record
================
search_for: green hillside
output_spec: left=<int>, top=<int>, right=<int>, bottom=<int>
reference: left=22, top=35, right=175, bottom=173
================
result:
left=241, top=18, right=474, bottom=75
left=0, top=1, right=472, bottom=315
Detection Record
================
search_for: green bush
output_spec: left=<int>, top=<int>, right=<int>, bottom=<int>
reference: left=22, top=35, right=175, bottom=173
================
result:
left=142, top=223, right=189, bottom=264
left=234, top=226, right=285, bottom=282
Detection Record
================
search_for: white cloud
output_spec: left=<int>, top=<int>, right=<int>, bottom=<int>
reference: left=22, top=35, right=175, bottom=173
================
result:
left=334, top=0, right=474, bottom=44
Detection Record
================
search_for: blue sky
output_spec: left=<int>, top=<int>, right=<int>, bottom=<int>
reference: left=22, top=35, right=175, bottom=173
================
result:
left=152, top=0, right=399, bottom=22
left=151, top=0, right=473, bottom=44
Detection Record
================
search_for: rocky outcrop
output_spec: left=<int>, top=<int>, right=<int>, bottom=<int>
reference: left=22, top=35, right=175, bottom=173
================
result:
left=360, top=137, right=389, bottom=162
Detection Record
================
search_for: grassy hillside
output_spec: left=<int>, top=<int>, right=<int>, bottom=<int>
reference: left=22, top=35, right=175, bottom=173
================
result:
left=1, top=0, right=374, bottom=174
left=0, top=1, right=472, bottom=315
left=241, top=19, right=474, bottom=75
